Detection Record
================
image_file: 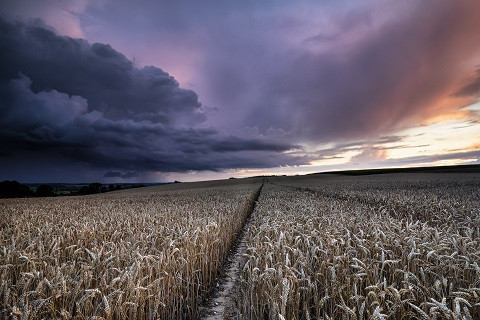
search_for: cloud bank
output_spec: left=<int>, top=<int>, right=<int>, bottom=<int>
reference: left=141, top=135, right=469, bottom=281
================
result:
left=1, top=1, right=479, bottom=181
left=0, top=17, right=305, bottom=181
left=188, top=0, right=480, bottom=142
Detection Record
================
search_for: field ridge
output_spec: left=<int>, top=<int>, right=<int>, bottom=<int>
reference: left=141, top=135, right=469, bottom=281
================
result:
left=200, top=181, right=265, bottom=320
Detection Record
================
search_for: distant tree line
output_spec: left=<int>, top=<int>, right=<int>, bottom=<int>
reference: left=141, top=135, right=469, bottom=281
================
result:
left=78, top=183, right=145, bottom=195
left=0, top=181, right=35, bottom=198
left=0, top=181, right=145, bottom=198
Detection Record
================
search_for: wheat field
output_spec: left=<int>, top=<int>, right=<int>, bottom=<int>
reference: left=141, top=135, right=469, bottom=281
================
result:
left=1, top=179, right=262, bottom=319
left=230, top=173, right=480, bottom=319
left=1, top=173, right=479, bottom=319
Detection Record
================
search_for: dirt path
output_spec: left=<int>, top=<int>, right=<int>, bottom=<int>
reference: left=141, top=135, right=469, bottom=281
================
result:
left=199, top=182, right=264, bottom=320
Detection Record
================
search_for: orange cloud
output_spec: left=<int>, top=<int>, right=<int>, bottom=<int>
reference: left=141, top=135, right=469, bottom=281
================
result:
left=350, top=148, right=388, bottom=164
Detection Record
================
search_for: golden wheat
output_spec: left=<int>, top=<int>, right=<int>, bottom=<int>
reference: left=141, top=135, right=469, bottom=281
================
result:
left=2, top=173, right=479, bottom=320
left=230, top=175, right=480, bottom=319
left=0, top=179, right=262, bottom=319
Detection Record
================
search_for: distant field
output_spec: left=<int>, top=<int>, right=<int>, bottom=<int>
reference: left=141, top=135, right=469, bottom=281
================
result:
left=1, top=172, right=479, bottom=319
left=309, top=164, right=480, bottom=176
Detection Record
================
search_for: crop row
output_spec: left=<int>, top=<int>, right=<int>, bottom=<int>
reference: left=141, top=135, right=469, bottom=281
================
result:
left=276, top=174, right=480, bottom=236
left=1, top=181, right=261, bottom=319
left=230, top=181, right=480, bottom=319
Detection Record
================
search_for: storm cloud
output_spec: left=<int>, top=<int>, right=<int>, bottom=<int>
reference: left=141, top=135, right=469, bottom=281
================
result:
left=104, top=171, right=138, bottom=179
left=1, top=1, right=479, bottom=181
left=0, top=17, right=204, bottom=126
left=0, top=17, right=305, bottom=181
left=191, top=0, right=480, bottom=142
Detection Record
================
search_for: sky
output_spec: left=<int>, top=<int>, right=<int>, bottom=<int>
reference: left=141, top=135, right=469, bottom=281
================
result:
left=0, top=0, right=479, bottom=183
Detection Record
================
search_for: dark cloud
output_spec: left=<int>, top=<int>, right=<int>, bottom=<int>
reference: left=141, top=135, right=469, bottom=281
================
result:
left=0, top=18, right=306, bottom=182
left=0, top=17, right=204, bottom=126
left=104, top=171, right=138, bottom=179
left=210, top=137, right=300, bottom=152
left=0, top=72, right=303, bottom=179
